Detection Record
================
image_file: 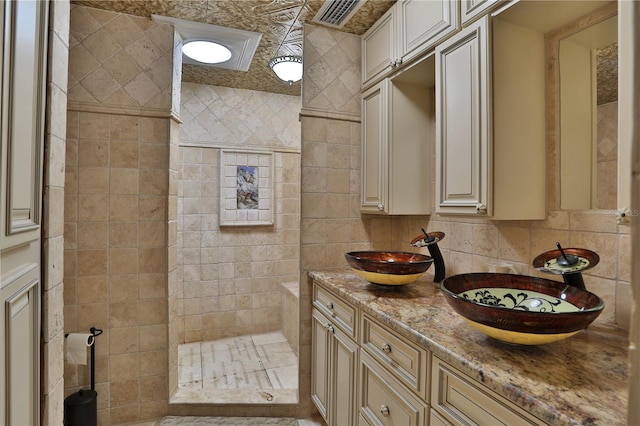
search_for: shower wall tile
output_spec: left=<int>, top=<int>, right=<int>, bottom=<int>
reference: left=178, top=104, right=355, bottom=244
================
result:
left=177, top=84, right=301, bottom=347
left=180, top=83, right=301, bottom=150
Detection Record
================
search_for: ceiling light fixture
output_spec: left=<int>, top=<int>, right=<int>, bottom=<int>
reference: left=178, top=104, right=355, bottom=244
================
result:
left=182, top=40, right=232, bottom=64
left=269, top=55, right=303, bottom=85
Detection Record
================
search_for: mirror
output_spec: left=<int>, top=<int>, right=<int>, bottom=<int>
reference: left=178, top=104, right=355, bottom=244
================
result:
left=558, top=14, right=618, bottom=210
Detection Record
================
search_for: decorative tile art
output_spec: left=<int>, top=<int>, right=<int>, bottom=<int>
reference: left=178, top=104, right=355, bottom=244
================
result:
left=220, top=149, right=273, bottom=226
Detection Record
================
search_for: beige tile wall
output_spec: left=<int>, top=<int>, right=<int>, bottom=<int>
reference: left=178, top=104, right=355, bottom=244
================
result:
left=390, top=213, right=631, bottom=329
left=176, top=83, right=301, bottom=344
left=64, top=5, right=177, bottom=425
left=64, top=112, right=171, bottom=424
left=299, top=24, right=368, bottom=418
left=180, top=83, right=301, bottom=150
left=42, top=1, right=71, bottom=424
left=67, top=5, right=174, bottom=110
left=177, top=148, right=301, bottom=343
left=597, top=101, right=618, bottom=209
left=168, top=117, right=182, bottom=405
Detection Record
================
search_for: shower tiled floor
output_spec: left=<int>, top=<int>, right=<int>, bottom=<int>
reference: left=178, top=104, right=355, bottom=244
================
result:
left=172, top=332, right=298, bottom=404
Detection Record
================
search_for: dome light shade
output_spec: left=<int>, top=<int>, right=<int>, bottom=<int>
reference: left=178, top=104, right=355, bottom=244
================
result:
left=269, top=55, right=303, bottom=85
left=183, top=40, right=232, bottom=64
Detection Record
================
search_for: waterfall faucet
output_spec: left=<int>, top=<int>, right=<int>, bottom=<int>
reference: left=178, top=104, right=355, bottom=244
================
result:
left=532, top=243, right=600, bottom=291
left=411, top=230, right=446, bottom=283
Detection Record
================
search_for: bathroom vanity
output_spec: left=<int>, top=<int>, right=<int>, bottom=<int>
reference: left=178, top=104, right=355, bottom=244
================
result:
left=309, top=270, right=628, bottom=426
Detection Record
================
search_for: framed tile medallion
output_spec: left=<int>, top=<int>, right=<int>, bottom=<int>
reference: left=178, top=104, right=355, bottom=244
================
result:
left=219, top=149, right=274, bottom=226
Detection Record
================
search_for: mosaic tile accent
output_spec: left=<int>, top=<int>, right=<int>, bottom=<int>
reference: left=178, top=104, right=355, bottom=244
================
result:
left=72, top=0, right=395, bottom=95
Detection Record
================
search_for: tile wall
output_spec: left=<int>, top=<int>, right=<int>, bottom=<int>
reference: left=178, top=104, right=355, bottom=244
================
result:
left=299, top=24, right=369, bottom=419
left=42, top=1, right=71, bottom=424
left=64, top=5, right=179, bottom=424
left=597, top=101, right=618, bottom=209
left=176, top=82, right=301, bottom=344
left=168, top=84, right=302, bottom=417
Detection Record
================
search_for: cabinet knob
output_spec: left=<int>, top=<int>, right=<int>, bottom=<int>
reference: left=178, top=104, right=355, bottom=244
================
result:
left=380, top=405, right=390, bottom=416
left=396, top=58, right=403, bottom=65
left=325, top=323, right=334, bottom=333
left=390, top=60, right=397, bottom=67
left=381, top=343, right=392, bottom=354
left=475, top=203, right=487, bottom=214
left=326, top=301, right=334, bottom=310
left=377, top=203, right=384, bottom=211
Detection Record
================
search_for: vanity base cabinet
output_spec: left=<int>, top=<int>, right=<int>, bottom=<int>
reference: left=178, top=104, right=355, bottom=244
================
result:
left=311, top=307, right=359, bottom=426
left=431, top=356, right=545, bottom=425
left=361, top=313, right=429, bottom=400
left=430, top=408, right=453, bottom=426
left=359, top=350, right=428, bottom=426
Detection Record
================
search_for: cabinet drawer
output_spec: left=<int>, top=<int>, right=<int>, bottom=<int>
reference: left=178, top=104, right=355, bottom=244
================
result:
left=361, top=313, right=429, bottom=399
left=359, top=351, right=427, bottom=426
left=430, top=408, right=453, bottom=426
left=431, top=357, right=545, bottom=425
left=313, top=282, right=357, bottom=338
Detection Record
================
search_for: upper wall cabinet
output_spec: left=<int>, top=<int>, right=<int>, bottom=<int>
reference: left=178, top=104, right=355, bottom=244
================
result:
left=397, top=0, right=460, bottom=65
left=435, top=8, right=547, bottom=219
left=435, top=17, right=491, bottom=216
left=361, top=57, right=434, bottom=215
left=460, top=0, right=503, bottom=26
left=361, top=7, right=396, bottom=87
left=362, top=0, right=460, bottom=88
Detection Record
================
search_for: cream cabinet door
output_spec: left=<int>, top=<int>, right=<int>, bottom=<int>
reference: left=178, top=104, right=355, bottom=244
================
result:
left=0, top=0, right=49, bottom=425
left=329, top=319, right=359, bottom=426
left=461, top=0, right=502, bottom=26
left=311, top=309, right=331, bottom=421
left=311, top=308, right=359, bottom=426
left=362, top=7, right=397, bottom=87
left=435, top=16, right=491, bottom=215
left=398, top=0, right=460, bottom=64
left=361, top=80, right=388, bottom=214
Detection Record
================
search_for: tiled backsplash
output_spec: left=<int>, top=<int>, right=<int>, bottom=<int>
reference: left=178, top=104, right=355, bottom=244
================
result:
left=389, top=213, right=631, bottom=329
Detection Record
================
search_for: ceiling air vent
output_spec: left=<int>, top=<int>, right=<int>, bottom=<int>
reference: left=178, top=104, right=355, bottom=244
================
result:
left=312, top=0, right=365, bottom=29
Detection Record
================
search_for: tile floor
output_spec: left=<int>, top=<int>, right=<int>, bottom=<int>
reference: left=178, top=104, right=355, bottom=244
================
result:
left=173, top=332, right=298, bottom=404
left=133, top=416, right=324, bottom=425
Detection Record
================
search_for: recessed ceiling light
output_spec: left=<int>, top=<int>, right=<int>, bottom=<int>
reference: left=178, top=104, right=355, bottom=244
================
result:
left=182, top=40, right=232, bottom=64
left=153, top=14, right=261, bottom=71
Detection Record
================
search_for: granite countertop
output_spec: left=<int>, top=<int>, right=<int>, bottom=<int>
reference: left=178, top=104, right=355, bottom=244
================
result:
left=309, top=270, right=629, bottom=426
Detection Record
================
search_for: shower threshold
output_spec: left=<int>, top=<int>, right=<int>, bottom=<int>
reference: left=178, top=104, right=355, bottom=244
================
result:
left=171, top=331, right=298, bottom=404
